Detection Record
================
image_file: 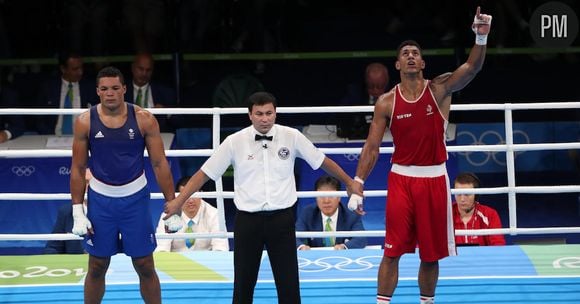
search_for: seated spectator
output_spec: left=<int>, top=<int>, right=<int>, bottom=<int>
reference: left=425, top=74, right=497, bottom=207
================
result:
left=44, top=169, right=93, bottom=254
left=453, top=172, right=506, bottom=246
left=126, top=52, right=177, bottom=132
left=296, top=175, right=367, bottom=250
left=155, top=176, right=229, bottom=252
left=337, top=62, right=390, bottom=139
left=36, top=52, right=96, bottom=136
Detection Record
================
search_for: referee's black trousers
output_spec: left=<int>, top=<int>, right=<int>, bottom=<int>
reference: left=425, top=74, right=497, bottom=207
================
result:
left=233, top=207, right=301, bottom=304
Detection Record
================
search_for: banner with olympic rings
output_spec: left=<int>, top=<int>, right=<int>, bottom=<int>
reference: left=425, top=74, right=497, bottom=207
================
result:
left=455, top=122, right=579, bottom=173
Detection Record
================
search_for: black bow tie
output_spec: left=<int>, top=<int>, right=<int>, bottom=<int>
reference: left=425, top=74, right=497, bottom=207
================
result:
left=255, top=134, right=273, bottom=141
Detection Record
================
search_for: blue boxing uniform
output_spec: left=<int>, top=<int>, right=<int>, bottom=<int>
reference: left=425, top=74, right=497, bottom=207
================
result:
left=84, top=103, right=156, bottom=257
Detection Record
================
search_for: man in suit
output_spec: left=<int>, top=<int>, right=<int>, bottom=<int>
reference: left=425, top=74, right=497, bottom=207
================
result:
left=0, top=71, right=25, bottom=143
left=338, top=62, right=390, bottom=139
left=126, top=53, right=177, bottom=132
left=36, top=52, right=96, bottom=136
left=44, top=169, right=93, bottom=254
left=296, top=175, right=367, bottom=250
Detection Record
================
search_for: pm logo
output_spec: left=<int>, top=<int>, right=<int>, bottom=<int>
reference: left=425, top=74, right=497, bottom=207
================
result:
left=530, top=1, right=578, bottom=47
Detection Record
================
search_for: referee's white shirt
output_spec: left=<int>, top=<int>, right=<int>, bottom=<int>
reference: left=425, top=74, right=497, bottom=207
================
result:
left=202, top=124, right=325, bottom=212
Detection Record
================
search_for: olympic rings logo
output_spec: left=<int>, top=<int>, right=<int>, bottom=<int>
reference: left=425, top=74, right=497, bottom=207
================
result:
left=11, top=165, right=36, bottom=177
left=297, top=255, right=382, bottom=272
left=457, top=130, right=530, bottom=166
left=343, top=154, right=359, bottom=162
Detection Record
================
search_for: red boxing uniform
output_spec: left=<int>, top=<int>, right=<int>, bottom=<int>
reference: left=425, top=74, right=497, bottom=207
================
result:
left=384, top=81, right=456, bottom=262
left=453, top=202, right=506, bottom=246
left=390, top=82, right=448, bottom=165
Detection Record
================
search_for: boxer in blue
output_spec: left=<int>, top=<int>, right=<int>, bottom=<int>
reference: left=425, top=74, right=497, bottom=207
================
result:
left=70, top=66, right=175, bottom=304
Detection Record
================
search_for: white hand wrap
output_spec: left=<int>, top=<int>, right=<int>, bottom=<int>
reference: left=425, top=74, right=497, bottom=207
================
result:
left=347, top=194, right=363, bottom=211
left=164, top=214, right=183, bottom=232
left=354, top=176, right=365, bottom=185
left=72, top=204, right=92, bottom=236
left=472, top=14, right=492, bottom=45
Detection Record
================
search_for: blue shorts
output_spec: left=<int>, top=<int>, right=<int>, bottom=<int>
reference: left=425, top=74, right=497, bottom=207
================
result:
left=84, top=186, right=156, bottom=258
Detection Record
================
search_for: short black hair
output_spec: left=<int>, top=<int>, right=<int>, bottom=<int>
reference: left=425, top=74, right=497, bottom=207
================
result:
left=315, top=175, right=341, bottom=191
left=396, top=40, right=423, bottom=57
left=247, top=91, right=277, bottom=112
left=96, top=66, right=125, bottom=86
left=58, top=52, right=81, bottom=67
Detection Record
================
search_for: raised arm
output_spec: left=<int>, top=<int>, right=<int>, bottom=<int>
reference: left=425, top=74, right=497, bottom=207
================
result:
left=432, top=6, right=492, bottom=100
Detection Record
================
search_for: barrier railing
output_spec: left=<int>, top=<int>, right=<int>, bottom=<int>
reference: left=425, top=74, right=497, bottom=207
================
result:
left=0, top=102, right=579, bottom=241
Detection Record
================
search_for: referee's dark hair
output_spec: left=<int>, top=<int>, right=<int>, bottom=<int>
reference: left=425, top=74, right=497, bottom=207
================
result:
left=247, top=91, right=277, bottom=112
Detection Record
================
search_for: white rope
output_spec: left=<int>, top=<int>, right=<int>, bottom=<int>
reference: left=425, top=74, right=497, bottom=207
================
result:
left=0, top=149, right=216, bottom=158
left=0, top=102, right=579, bottom=243
left=3, top=185, right=580, bottom=201
left=1, top=101, right=579, bottom=115
left=4, top=142, right=580, bottom=158
left=3, top=226, right=580, bottom=242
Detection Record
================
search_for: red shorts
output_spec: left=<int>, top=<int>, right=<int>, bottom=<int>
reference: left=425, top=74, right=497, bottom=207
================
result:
left=383, top=164, right=456, bottom=262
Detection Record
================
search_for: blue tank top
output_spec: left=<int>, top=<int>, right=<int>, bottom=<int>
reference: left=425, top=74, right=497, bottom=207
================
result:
left=89, top=103, right=145, bottom=185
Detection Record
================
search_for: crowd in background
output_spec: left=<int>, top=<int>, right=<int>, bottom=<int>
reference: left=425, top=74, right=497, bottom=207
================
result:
left=0, top=1, right=578, bottom=125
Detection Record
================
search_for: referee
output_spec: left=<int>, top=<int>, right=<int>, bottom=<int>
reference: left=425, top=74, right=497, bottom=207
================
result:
left=164, top=91, right=359, bottom=303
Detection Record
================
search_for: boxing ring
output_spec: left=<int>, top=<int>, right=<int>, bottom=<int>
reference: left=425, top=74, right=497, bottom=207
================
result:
left=1, top=103, right=580, bottom=303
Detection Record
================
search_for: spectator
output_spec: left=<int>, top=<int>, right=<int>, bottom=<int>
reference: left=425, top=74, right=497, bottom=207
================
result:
left=126, top=53, right=177, bottom=132
left=0, top=69, right=25, bottom=143
left=44, top=169, right=93, bottom=254
left=338, top=62, right=390, bottom=139
left=155, top=176, right=229, bottom=252
left=296, top=175, right=367, bottom=250
left=36, top=52, right=96, bottom=136
left=453, top=172, right=506, bottom=246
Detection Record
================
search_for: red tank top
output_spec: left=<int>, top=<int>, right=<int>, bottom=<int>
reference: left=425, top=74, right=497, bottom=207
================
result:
left=389, top=81, right=448, bottom=165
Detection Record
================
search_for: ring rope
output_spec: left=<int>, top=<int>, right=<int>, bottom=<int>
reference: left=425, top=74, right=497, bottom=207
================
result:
left=0, top=102, right=579, bottom=242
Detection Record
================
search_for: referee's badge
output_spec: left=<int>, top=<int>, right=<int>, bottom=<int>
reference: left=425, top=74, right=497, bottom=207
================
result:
left=278, top=147, right=290, bottom=160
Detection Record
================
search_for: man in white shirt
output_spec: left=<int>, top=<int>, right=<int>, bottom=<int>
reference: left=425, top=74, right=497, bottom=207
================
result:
left=163, top=91, right=360, bottom=304
left=155, top=176, right=229, bottom=252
